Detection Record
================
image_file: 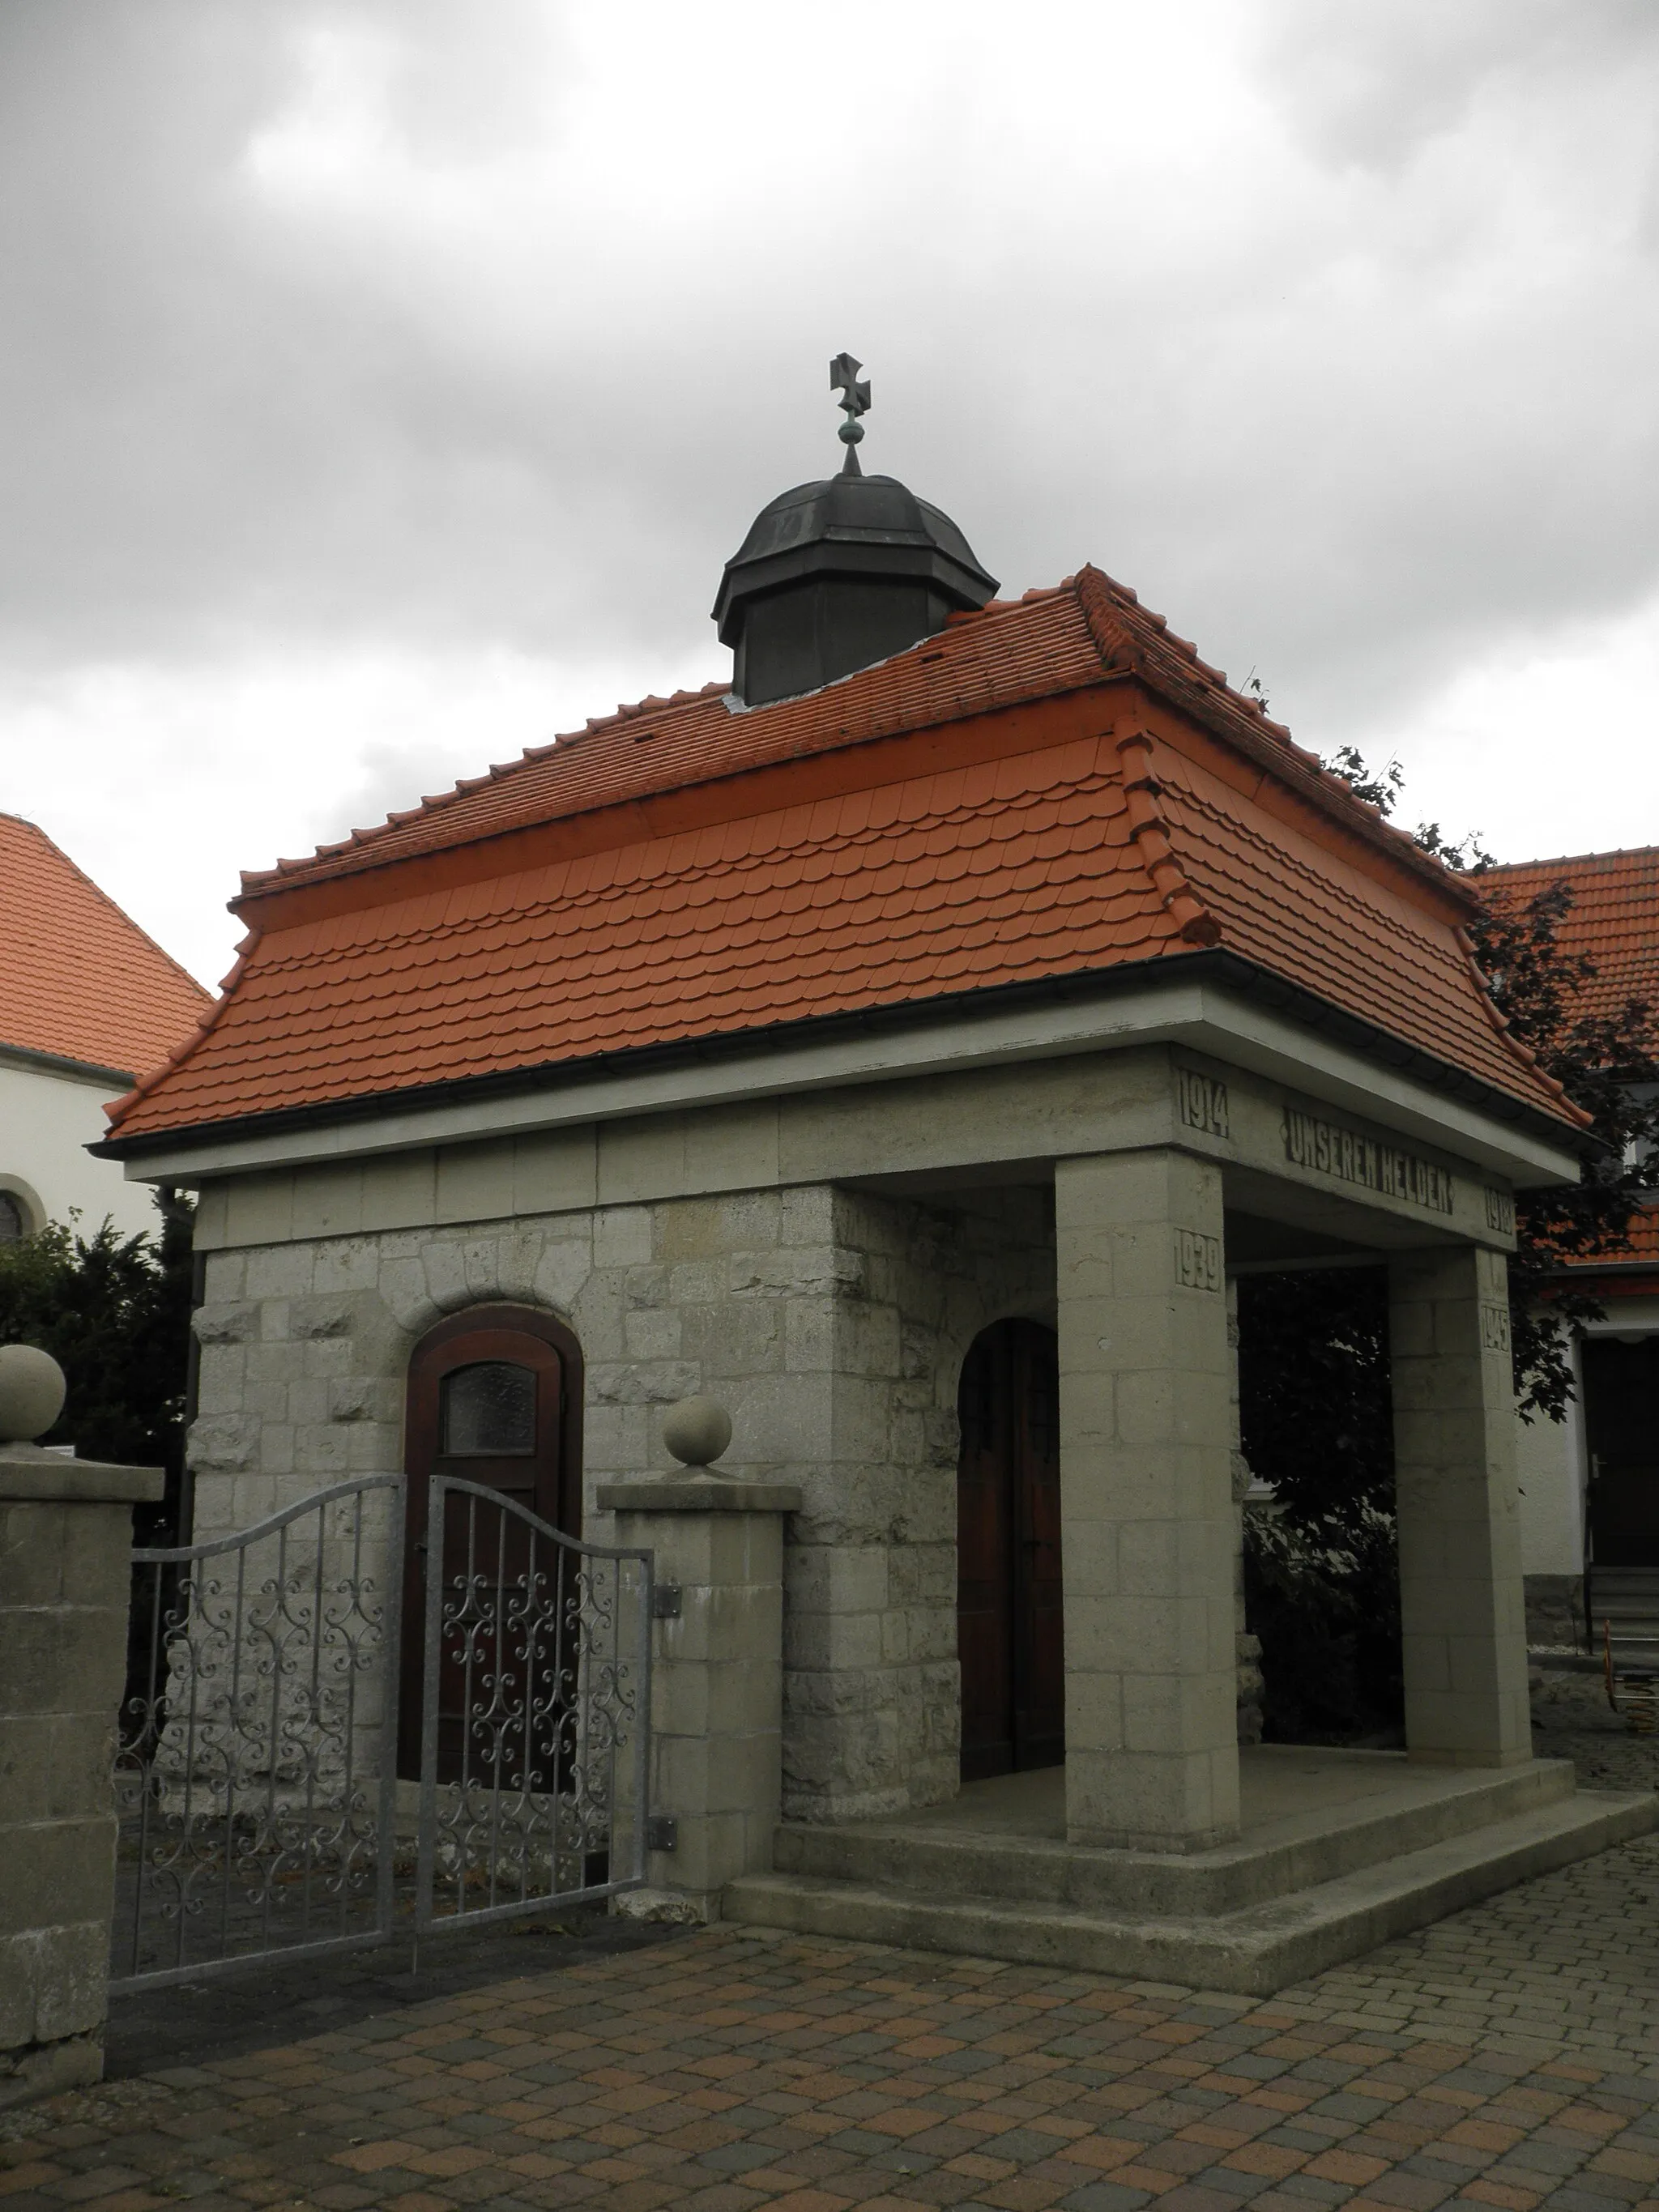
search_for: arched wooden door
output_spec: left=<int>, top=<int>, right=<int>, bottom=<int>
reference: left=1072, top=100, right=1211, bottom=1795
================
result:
left=957, top=1318, right=1064, bottom=1781
left=397, top=1305, right=583, bottom=1781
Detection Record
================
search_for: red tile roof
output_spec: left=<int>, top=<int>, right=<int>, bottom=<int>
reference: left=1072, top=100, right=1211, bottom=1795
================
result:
left=1483, top=848, right=1659, bottom=1024
left=0, top=812, right=214, bottom=1080
left=1547, top=1203, right=1659, bottom=1289
left=1482, top=851, right=1659, bottom=1283
left=104, top=569, right=1583, bottom=1145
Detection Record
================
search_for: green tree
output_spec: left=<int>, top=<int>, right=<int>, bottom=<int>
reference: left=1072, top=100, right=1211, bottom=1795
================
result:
left=1238, top=748, right=1659, bottom=1738
left=1329, top=748, right=1659, bottom=1417
left=0, top=1191, right=196, bottom=1542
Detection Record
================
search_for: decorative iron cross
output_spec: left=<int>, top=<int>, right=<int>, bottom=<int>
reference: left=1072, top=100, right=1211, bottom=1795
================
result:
left=830, top=352, right=870, bottom=470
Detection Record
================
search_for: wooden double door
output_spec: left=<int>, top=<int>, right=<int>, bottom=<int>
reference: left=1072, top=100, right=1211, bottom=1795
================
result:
left=956, top=1319, right=1065, bottom=1781
left=397, top=1306, right=584, bottom=1784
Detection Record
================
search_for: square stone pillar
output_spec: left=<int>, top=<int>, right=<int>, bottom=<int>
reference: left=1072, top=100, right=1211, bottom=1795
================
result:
left=1055, top=1149, right=1239, bottom=1851
left=597, top=1473, right=800, bottom=1919
left=1, top=1448, right=164, bottom=2109
left=1388, top=1246, right=1532, bottom=1767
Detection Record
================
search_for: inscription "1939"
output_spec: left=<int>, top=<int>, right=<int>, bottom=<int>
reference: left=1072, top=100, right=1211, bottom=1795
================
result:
left=1175, top=1067, right=1230, bottom=1139
left=1174, top=1228, right=1224, bottom=1293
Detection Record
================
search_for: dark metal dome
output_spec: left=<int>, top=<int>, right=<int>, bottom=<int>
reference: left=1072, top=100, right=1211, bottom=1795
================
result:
left=713, top=467, right=998, bottom=707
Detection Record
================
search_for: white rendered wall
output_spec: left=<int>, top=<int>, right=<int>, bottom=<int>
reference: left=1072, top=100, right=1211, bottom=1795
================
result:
left=1516, top=1382, right=1585, bottom=1578
left=1516, top=1300, right=1659, bottom=1580
left=0, top=1058, right=160, bottom=1243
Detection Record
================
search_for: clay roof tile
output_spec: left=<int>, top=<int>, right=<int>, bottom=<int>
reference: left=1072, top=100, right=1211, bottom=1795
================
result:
left=104, top=574, right=1580, bottom=1144
left=0, top=812, right=212, bottom=1080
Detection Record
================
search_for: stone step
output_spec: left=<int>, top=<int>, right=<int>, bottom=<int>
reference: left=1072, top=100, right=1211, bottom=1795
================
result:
left=772, top=1757, right=1578, bottom=1918
left=725, top=1787, right=1659, bottom=1997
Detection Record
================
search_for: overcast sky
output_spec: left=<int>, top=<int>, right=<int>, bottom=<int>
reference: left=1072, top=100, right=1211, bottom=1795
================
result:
left=3, top=0, right=1657, bottom=989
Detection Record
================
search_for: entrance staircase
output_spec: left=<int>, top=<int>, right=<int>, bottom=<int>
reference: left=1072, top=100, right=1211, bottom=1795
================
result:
left=1589, top=1566, right=1659, bottom=1666
left=723, top=1749, right=1659, bottom=1996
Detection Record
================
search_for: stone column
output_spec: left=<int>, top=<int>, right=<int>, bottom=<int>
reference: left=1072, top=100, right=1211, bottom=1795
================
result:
left=598, top=1397, right=799, bottom=1920
left=0, top=1349, right=163, bottom=2109
left=1055, top=1149, right=1239, bottom=1851
left=1388, top=1246, right=1532, bottom=1767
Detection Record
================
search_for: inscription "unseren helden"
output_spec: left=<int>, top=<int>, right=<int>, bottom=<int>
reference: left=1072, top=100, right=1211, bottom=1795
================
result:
left=1283, top=1110, right=1456, bottom=1216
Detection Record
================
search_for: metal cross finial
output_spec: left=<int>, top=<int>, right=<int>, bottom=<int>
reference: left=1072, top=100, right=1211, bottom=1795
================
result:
left=830, top=352, right=870, bottom=476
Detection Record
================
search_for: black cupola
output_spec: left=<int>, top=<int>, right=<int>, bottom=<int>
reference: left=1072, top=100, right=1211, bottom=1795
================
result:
left=713, top=355, right=998, bottom=707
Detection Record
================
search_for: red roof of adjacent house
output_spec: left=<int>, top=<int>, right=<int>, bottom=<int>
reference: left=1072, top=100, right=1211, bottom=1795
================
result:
left=0, top=812, right=214, bottom=1080
left=1483, top=848, right=1659, bottom=1023
left=1544, top=1204, right=1659, bottom=1292
left=104, top=568, right=1584, bottom=1145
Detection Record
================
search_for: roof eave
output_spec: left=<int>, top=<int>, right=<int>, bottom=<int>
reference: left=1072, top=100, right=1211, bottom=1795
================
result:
left=0, top=1038, right=137, bottom=1088
left=95, top=948, right=1589, bottom=1170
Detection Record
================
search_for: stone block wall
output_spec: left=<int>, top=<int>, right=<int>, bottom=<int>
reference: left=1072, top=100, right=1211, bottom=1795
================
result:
left=186, top=1174, right=1056, bottom=1829
left=1, top=1461, right=161, bottom=2108
left=782, top=1187, right=1054, bottom=1822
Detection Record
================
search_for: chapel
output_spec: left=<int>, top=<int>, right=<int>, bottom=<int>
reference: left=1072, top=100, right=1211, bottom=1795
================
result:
left=96, top=362, right=1653, bottom=1978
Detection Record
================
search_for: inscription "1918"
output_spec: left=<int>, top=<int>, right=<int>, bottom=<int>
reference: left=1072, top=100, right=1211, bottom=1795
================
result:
left=1174, top=1228, right=1224, bottom=1293
left=1483, top=1187, right=1516, bottom=1235
left=1175, top=1067, right=1230, bottom=1139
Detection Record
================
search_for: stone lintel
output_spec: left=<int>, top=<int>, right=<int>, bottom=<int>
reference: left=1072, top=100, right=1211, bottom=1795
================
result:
left=597, top=1477, right=802, bottom=1515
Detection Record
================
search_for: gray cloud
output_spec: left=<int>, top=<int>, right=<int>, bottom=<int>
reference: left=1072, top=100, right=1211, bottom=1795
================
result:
left=1, top=0, right=1656, bottom=819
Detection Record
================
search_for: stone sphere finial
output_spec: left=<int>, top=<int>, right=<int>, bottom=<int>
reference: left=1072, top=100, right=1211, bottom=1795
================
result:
left=661, top=1395, right=732, bottom=1473
left=0, top=1344, right=67, bottom=1444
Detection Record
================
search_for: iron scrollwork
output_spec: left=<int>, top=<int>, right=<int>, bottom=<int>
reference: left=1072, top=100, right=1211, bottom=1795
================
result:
left=416, top=1477, right=652, bottom=1929
left=113, top=1477, right=403, bottom=1991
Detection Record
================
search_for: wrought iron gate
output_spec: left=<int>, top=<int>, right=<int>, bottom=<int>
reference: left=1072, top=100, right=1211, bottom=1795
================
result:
left=113, top=1473, right=652, bottom=1989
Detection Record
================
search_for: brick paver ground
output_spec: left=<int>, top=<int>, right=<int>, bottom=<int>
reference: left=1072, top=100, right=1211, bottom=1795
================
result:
left=6, top=1832, right=1659, bottom=2212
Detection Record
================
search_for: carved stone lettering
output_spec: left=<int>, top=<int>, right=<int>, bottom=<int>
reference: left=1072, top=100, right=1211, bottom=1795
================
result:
left=1282, top=1109, right=1456, bottom=1216
left=1173, top=1227, right=1223, bottom=1293
left=1483, top=1187, right=1516, bottom=1235
left=1175, top=1067, right=1230, bottom=1140
left=1481, top=1302, right=1512, bottom=1353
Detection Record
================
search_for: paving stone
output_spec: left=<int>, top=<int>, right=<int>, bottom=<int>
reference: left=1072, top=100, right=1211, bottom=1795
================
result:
left=6, top=1835, right=1659, bottom=2212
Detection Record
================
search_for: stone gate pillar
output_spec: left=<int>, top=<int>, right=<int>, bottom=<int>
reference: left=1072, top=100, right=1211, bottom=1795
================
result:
left=0, top=1349, right=163, bottom=2109
left=598, top=1396, right=799, bottom=1920
left=1388, top=1246, right=1532, bottom=1766
left=1055, top=1149, right=1239, bottom=1851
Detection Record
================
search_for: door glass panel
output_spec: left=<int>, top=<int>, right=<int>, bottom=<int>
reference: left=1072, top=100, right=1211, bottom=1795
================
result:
left=441, top=1361, right=536, bottom=1455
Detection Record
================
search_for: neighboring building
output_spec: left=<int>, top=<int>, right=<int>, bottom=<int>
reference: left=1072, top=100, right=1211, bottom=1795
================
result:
left=1487, top=846, right=1659, bottom=1652
left=0, top=810, right=213, bottom=1245
left=94, top=382, right=1596, bottom=1913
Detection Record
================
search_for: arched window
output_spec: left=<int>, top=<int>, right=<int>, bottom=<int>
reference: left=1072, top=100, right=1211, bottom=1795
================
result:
left=398, top=1305, right=584, bottom=1780
left=0, top=1182, right=41, bottom=1243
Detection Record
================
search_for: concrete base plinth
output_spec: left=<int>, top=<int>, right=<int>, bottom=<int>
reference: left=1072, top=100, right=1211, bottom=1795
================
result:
left=0, top=2031, right=103, bottom=2115
left=723, top=1747, right=1659, bottom=1995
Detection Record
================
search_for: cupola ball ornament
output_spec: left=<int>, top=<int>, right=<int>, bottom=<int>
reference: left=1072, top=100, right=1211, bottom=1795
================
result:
left=713, top=353, right=996, bottom=709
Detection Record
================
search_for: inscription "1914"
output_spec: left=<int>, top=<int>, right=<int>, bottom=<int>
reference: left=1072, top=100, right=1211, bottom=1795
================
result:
left=1175, top=1067, right=1230, bottom=1139
left=1174, top=1228, right=1223, bottom=1293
